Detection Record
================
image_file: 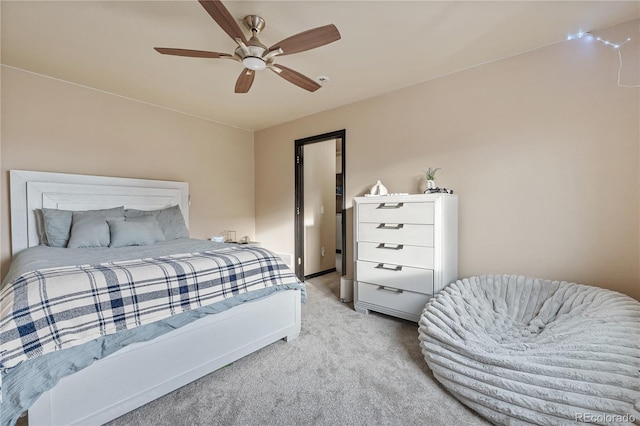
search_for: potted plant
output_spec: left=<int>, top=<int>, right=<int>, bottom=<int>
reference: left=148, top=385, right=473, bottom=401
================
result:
left=424, top=167, right=440, bottom=191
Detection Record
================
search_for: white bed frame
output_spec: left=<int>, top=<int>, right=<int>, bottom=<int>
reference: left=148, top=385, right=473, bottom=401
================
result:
left=8, top=170, right=301, bottom=425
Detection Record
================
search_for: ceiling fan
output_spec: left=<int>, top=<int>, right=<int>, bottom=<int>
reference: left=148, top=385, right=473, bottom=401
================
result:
left=154, top=0, right=341, bottom=94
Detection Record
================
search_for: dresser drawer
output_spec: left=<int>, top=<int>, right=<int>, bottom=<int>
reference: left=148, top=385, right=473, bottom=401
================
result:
left=357, top=282, right=431, bottom=316
left=358, top=223, right=434, bottom=246
left=356, top=260, right=434, bottom=294
left=358, top=202, right=434, bottom=224
left=357, top=242, right=434, bottom=269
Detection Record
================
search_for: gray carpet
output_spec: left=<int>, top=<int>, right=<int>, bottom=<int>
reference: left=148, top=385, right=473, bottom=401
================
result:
left=106, top=273, right=486, bottom=426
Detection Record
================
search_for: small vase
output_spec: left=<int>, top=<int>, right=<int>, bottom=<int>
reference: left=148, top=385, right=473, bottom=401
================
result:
left=427, top=180, right=436, bottom=190
left=370, top=180, right=388, bottom=196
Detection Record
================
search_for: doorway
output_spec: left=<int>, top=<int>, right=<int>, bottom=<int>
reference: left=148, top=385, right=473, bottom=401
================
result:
left=294, top=130, right=346, bottom=281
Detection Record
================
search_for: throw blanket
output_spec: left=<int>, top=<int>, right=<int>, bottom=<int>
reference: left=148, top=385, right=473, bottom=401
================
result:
left=419, top=275, right=640, bottom=426
left=0, top=246, right=300, bottom=378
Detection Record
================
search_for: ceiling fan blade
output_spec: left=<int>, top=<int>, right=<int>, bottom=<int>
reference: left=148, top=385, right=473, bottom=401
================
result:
left=235, top=69, right=255, bottom=93
left=269, top=24, right=341, bottom=56
left=270, top=64, right=321, bottom=92
left=154, top=48, right=231, bottom=58
left=199, top=0, right=247, bottom=44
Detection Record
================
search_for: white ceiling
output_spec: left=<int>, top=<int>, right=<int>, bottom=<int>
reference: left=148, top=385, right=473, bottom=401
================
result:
left=2, top=1, right=639, bottom=131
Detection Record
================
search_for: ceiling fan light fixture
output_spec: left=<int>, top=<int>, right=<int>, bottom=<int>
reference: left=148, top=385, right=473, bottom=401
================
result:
left=242, top=56, right=266, bottom=71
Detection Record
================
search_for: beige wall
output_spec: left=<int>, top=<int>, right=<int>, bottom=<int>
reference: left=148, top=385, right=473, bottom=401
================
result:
left=1, top=66, right=255, bottom=278
left=255, top=19, right=640, bottom=300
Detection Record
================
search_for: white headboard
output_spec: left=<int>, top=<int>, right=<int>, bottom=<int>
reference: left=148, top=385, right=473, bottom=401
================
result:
left=10, top=170, right=189, bottom=256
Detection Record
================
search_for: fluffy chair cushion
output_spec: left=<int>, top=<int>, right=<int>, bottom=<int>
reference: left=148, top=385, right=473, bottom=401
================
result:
left=418, top=275, right=640, bottom=425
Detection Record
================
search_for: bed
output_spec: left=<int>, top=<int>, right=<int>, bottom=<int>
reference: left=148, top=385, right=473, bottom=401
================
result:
left=1, top=170, right=304, bottom=426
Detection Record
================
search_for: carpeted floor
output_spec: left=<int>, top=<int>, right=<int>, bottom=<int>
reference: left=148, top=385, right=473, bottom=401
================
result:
left=104, top=272, right=486, bottom=426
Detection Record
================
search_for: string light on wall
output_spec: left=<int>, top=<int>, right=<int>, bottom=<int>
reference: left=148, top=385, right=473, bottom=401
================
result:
left=567, top=31, right=638, bottom=88
left=566, top=31, right=586, bottom=41
left=567, top=31, right=632, bottom=49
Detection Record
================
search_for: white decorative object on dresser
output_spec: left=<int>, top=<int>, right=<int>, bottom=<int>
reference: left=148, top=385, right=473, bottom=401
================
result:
left=353, top=193, right=458, bottom=322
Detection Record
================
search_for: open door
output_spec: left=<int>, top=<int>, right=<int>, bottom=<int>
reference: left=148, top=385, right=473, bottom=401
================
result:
left=294, top=130, right=346, bottom=280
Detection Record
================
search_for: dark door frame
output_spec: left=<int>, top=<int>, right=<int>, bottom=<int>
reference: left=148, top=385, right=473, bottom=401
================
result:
left=294, top=129, right=346, bottom=281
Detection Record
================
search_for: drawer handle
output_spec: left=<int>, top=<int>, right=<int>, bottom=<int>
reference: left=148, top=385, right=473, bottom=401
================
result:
left=377, top=202, right=404, bottom=209
left=375, top=263, right=403, bottom=272
left=376, top=243, right=404, bottom=250
left=376, top=223, right=404, bottom=230
left=377, top=286, right=403, bottom=294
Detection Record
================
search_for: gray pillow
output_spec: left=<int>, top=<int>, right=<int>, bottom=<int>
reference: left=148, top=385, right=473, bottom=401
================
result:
left=108, top=216, right=166, bottom=248
left=124, top=205, right=189, bottom=240
left=34, top=209, right=48, bottom=246
left=42, top=206, right=125, bottom=248
left=68, top=214, right=110, bottom=248
left=66, top=207, right=126, bottom=248
left=41, top=208, right=73, bottom=247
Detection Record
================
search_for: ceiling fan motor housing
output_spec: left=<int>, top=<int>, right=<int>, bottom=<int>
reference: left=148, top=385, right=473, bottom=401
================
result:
left=237, top=15, right=269, bottom=70
left=236, top=44, right=268, bottom=70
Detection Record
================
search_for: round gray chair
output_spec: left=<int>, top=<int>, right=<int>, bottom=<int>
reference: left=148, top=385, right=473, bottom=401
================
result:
left=418, top=275, right=640, bottom=425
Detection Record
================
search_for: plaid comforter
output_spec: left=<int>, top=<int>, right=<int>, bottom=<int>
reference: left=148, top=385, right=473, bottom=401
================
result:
left=0, top=246, right=301, bottom=375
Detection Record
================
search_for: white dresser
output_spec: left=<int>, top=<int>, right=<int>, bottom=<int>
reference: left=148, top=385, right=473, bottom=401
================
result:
left=353, top=193, right=458, bottom=322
